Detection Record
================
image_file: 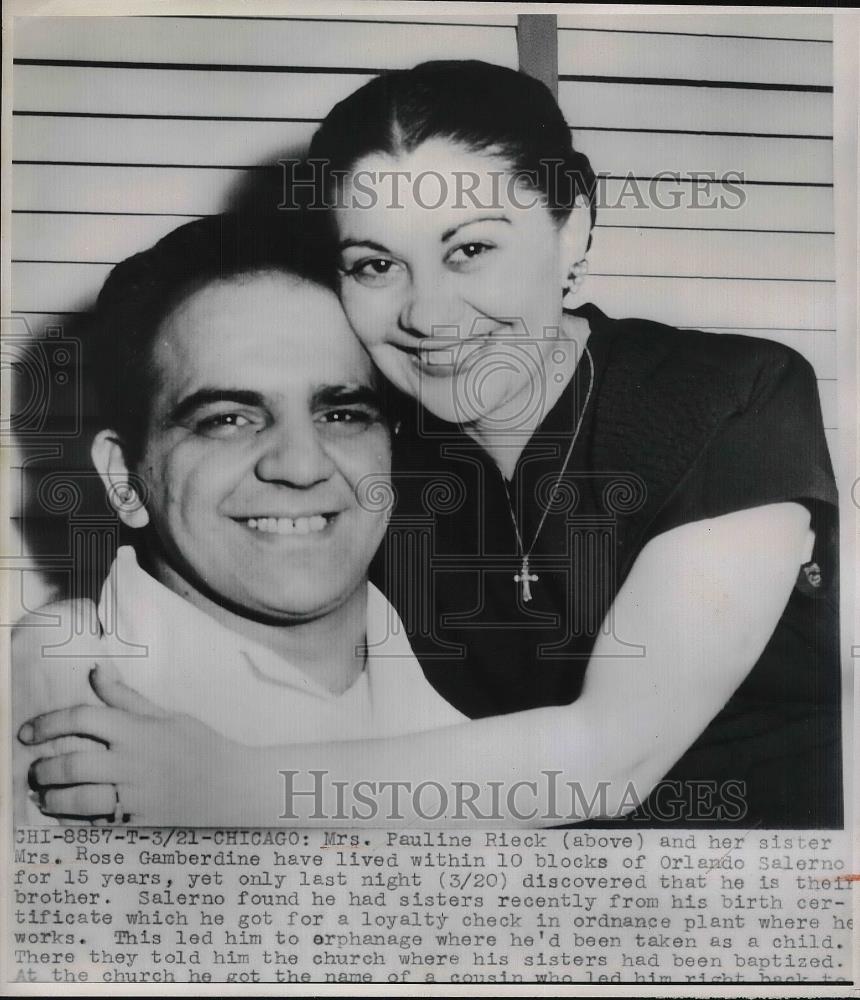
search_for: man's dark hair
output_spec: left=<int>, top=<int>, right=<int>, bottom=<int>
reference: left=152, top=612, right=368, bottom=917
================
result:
left=89, top=211, right=336, bottom=466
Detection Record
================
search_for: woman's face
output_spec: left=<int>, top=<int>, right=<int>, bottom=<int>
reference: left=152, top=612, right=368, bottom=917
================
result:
left=334, top=138, right=589, bottom=428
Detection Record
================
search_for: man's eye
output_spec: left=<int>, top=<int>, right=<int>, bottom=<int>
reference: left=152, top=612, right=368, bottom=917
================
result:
left=446, top=242, right=493, bottom=266
left=195, top=413, right=256, bottom=437
left=318, top=407, right=381, bottom=432
left=341, top=257, right=403, bottom=286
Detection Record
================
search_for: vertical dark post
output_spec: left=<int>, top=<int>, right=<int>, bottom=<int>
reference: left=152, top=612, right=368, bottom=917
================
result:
left=517, top=14, right=558, bottom=98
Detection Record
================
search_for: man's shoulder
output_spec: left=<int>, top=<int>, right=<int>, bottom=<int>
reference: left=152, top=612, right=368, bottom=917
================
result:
left=12, top=598, right=106, bottom=670
left=11, top=599, right=110, bottom=734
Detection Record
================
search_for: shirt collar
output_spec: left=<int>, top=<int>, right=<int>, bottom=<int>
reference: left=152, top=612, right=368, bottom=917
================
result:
left=97, top=546, right=368, bottom=700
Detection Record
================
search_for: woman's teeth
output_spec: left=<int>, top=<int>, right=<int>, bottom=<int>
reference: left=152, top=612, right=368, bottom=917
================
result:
left=246, top=515, right=328, bottom=535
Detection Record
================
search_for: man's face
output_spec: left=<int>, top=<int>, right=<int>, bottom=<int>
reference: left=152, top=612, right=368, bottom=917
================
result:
left=134, top=272, right=391, bottom=622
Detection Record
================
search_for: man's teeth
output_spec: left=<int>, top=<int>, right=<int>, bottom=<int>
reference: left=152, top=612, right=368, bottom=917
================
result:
left=246, top=515, right=329, bottom=535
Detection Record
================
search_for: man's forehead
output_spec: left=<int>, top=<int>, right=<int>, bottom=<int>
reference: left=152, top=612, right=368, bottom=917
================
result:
left=164, top=366, right=377, bottom=404
left=154, top=290, right=371, bottom=391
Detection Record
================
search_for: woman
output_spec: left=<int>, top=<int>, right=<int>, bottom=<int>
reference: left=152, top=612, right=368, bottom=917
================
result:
left=21, top=62, right=840, bottom=827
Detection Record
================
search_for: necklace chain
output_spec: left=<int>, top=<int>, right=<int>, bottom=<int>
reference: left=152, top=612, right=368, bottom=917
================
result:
left=503, top=345, right=595, bottom=602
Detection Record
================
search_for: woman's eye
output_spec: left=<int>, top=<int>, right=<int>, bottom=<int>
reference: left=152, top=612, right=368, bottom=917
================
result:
left=446, top=242, right=494, bottom=267
left=195, top=412, right=257, bottom=438
left=342, top=257, right=403, bottom=287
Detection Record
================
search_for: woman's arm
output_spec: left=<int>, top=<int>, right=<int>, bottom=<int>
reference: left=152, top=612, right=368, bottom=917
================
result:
left=249, top=500, right=812, bottom=825
left=24, top=502, right=812, bottom=826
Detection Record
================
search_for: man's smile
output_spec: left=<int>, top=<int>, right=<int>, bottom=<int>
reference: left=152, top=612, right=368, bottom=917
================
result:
left=232, top=513, right=339, bottom=536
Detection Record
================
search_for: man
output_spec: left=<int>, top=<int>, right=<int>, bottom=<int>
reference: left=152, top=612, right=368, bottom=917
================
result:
left=13, top=214, right=463, bottom=825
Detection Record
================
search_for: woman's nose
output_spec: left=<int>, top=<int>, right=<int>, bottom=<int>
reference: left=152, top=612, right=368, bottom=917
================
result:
left=399, top=275, right=463, bottom=341
left=254, top=425, right=336, bottom=487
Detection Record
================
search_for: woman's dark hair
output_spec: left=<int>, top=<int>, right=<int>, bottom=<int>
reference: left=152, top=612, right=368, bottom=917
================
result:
left=308, top=60, right=597, bottom=232
left=89, top=211, right=335, bottom=467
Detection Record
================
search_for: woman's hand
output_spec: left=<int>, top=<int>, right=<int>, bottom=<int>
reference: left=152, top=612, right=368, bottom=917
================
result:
left=20, top=662, right=251, bottom=826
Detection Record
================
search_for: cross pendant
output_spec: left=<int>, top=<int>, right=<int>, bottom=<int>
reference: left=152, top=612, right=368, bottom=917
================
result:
left=514, top=556, right=539, bottom=602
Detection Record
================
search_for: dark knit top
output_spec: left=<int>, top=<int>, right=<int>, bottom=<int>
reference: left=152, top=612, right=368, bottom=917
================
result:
left=371, top=303, right=841, bottom=827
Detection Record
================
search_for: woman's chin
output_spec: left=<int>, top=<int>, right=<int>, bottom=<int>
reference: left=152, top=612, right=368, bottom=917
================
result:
left=411, top=381, right=472, bottom=425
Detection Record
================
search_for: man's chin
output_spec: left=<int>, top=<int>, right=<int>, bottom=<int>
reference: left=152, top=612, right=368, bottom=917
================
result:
left=238, top=583, right=365, bottom=625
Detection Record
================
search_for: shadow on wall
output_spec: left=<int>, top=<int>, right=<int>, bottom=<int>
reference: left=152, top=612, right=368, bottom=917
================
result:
left=11, top=143, right=314, bottom=608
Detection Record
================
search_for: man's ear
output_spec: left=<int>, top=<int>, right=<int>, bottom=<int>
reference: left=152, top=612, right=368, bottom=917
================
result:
left=91, top=430, right=150, bottom=529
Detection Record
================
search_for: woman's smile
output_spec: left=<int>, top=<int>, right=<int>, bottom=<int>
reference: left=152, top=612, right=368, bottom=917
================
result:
left=403, top=326, right=505, bottom=377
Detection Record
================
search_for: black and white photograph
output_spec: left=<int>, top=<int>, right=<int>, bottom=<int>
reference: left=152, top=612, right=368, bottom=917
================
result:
left=2, top=2, right=857, bottom=992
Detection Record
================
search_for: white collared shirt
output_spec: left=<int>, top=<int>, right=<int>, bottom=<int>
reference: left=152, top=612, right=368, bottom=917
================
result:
left=13, top=547, right=465, bottom=823
left=97, top=547, right=465, bottom=743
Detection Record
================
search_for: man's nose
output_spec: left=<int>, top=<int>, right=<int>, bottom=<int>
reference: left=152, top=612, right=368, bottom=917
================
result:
left=398, top=274, right=464, bottom=341
left=254, top=423, right=336, bottom=487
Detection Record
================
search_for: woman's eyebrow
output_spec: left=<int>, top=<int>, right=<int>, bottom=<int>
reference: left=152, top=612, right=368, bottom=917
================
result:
left=338, top=238, right=390, bottom=254
left=168, top=388, right=264, bottom=424
left=441, top=215, right=511, bottom=242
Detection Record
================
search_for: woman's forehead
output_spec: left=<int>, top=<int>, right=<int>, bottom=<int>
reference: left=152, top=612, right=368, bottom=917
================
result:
left=335, top=141, right=545, bottom=242
left=344, top=140, right=517, bottom=202
left=349, top=136, right=511, bottom=172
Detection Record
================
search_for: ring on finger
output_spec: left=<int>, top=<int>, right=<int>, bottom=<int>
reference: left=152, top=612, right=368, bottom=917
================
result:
left=112, top=784, right=131, bottom=825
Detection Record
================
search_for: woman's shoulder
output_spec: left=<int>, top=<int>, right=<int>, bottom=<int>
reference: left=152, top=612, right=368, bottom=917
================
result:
left=579, top=304, right=816, bottom=409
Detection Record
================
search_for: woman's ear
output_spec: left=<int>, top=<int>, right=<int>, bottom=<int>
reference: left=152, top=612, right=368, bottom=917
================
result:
left=558, top=196, right=592, bottom=300
left=91, top=430, right=150, bottom=529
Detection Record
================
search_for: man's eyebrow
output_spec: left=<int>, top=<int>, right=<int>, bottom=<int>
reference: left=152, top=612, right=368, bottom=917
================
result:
left=441, top=215, right=511, bottom=242
left=338, top=238, right=391, bottom=254
left=168, top=388, right=265, bottom=424
left=313, top=384, right=383, bottom=408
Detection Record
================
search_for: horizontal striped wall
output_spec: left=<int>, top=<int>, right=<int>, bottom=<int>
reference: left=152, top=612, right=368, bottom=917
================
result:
left=7, top=13, right=838, bottom=612
left=552, top=6, right=838, bottom=465
left=552, top=14, right=834, bottom=407
left=12, top=15, right=834, bottom=327
left=553, top=13, right=837, bottom=455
